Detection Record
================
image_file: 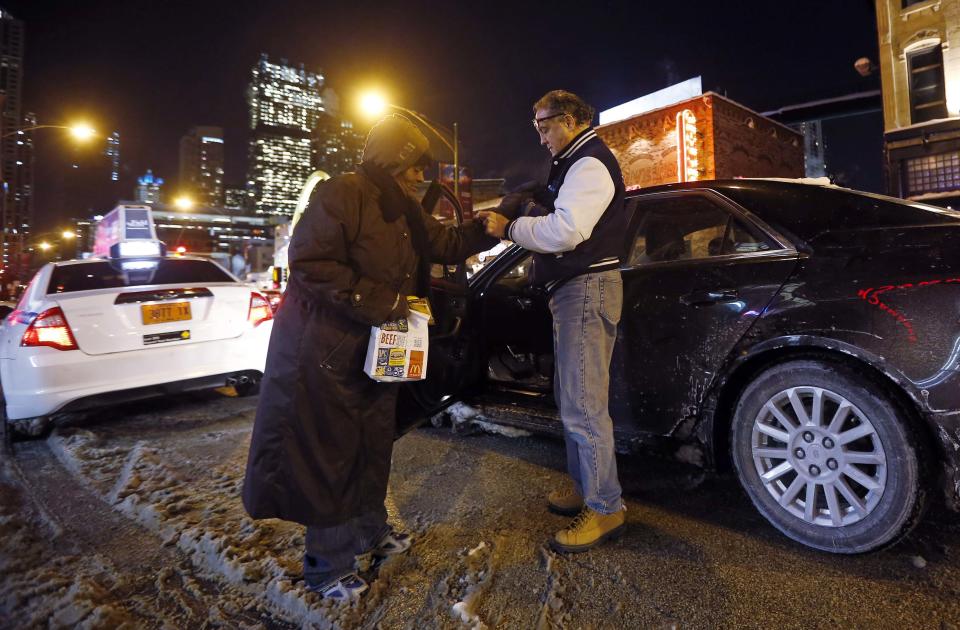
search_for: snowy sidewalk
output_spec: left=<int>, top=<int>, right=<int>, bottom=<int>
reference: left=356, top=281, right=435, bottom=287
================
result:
left=3, top=392, right=960, bottom=629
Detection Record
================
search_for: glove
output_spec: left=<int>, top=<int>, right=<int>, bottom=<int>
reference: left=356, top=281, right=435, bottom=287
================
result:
left=495, top=191, right=532, bottom=221
left=494, top=180, right=546, bottom=220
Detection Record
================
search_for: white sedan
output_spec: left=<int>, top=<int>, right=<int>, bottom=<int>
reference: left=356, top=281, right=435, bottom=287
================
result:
left=0, top=255, right=273, bottom=435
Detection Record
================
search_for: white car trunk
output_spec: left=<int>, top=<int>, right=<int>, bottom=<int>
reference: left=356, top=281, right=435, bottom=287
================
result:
left=56, top=284, right=250, bottom=355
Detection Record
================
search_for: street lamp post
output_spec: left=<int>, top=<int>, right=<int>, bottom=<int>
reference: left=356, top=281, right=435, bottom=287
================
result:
left=0, top=122, right=96, bottom=283
left=0, top=123, right=96, bottom=141
left=359, top=93, right=461, bottom=197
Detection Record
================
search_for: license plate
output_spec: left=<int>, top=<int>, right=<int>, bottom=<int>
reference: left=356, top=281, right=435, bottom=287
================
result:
left=141, top=301, right=192, bottom=325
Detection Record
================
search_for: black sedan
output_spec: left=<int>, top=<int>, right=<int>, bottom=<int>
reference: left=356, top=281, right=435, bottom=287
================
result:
left=402, top=178, right=960, bottom=554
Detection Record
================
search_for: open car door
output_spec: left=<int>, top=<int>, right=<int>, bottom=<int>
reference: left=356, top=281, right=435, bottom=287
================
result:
left=395, top=181, right=484, bottom=436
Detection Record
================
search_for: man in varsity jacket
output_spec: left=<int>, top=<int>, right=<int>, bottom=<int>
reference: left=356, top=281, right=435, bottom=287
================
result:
left=480, top=90, right=628, bottom=553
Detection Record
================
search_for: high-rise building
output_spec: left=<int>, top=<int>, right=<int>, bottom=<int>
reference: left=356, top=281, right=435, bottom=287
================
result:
left=224, top=185, right=255, bottom=212
left=134, top=169, right=164, bottom=204
left=179, top=126, right=224, bottom=206
left=312, top=111, right=364, bottom=177
left=0, top=8, right=29, bottom=278
left=105, top=131, right=120, bottom=182
left=246, top=54, right=324, bottom=215
left=797, top=120, right=827, bottom=178
left=15, top=108, right=34, bottom=223
left=875, top=0, right=960, bottom=205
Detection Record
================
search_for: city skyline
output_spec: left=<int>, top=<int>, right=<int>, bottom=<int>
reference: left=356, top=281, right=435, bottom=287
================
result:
left=4, top=0, right=882, bottom=231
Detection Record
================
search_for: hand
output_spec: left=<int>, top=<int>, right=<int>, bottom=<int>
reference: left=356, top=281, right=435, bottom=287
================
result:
left=478, top=211, right=509, bottom=239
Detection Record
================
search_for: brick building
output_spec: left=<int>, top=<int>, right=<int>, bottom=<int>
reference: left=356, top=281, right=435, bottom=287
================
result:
left=875, top=0, right=960, bottom=206
left=596, top=92, right=804, bottom=189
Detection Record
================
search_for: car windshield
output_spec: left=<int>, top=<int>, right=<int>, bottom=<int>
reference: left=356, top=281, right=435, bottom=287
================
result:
left=47, top=258, right=235, bottom=294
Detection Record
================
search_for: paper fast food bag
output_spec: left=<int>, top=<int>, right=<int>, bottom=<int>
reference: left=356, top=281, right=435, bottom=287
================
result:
left=363, top=309, right=429, bottom=382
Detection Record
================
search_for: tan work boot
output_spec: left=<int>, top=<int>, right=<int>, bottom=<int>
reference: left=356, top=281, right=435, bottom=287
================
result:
left=547, top=487, right=584, bottom=516
left=550, top=505, right=626, bottom=553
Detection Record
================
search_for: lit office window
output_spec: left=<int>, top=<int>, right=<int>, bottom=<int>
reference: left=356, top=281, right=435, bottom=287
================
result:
left=904, top=151, right=960, bottom=195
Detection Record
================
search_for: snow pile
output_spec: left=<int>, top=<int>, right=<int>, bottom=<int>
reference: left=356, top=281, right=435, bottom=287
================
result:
left=48, top=430, right=131, bottom=489
left=0, top=459, right=136, bottom=627
left=445, top=402, right=532, bottom=438
left=47, top=428, right=372, bottom=628
left=535, top=544, right=572, bottom=629
left=445, top=539, right=498, bottom=630
left=472, top=420, right=533, bottom=439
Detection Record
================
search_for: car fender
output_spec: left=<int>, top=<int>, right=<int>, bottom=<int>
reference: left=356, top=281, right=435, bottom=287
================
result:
left=697, top=333, right=923, bottom=464
left=697, top=332, right=960, bottom=510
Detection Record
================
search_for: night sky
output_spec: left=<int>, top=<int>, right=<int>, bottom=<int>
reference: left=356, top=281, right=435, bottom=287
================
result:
left=4, top=0, right=882, bottom=231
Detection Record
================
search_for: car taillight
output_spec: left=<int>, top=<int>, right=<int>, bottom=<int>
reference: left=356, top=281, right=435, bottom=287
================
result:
left=21, top=307, right=79, bottom=351
left=248, top=292, right=273, bottom=327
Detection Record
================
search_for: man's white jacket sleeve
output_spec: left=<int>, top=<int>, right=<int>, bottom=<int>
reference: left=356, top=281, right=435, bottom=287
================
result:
left=507, top=157, right=615, bottom=254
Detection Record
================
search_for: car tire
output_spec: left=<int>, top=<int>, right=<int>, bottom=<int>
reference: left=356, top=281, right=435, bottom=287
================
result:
left=234, top=380, right=260, bottom=397
left=730, top=359, right=927, bottom=553
left=7, top=415, right=54, bottom=439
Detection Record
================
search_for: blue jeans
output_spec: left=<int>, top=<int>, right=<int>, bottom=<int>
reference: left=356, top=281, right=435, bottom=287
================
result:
left=549, top=269, right=623, bottom=515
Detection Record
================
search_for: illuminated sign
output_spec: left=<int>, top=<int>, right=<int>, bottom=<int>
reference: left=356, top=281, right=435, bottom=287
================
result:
left=93, top=205, right=162, bottom=258
left=676, top=109, right=699, bottom=182
left=599, top=76, right=702, bottom=125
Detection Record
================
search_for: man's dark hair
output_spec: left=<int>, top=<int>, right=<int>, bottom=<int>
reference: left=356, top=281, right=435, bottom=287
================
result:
left=533, top=90, right=595, bottom=126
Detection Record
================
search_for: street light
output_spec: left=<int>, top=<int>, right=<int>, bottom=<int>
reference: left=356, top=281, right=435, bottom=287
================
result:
left=1, top=122, right=98, bottom=283
left=169, top=194, right=242, bottom=263
left=358, top=90, right=461, bottom=197
left=173, top=195, right=195, bottom=211
left=26, top=229, right=76, bottom=251
left=0, top=122, right=97, bottom=141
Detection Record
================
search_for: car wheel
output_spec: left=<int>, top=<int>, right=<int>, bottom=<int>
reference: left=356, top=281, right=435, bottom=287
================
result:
left=234, top=380, right=260, bottom=397
left=731, top=359, right=927, bottom=553
left=7, top=415, right=54, bottom=439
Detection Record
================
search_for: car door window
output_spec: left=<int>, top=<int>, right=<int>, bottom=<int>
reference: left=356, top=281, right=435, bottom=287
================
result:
left=726, top=219, right=770, bottom=253
left=429, top=193, right=462, bottom=281
left=627, top=194, right=772, bottom=266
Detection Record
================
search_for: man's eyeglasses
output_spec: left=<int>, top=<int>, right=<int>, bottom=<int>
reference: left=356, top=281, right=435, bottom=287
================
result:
left=532, top=112, right=567, bottom=133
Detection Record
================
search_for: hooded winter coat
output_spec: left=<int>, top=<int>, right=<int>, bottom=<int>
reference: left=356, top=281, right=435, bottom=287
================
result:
left=242, top=169, right=496, bottom=527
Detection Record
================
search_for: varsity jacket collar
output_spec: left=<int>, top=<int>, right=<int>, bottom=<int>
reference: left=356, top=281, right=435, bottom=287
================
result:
left=557, top=127, right=598, bottom=161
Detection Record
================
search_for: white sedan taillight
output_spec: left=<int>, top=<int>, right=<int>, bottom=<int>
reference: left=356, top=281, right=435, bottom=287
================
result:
left=248, top=292, right=273, bottom=327
left=21, top=307, right=79, bottom=351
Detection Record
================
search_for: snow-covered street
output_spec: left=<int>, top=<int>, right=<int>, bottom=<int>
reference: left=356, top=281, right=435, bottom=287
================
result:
left=2, top=391, right=960, bottom=629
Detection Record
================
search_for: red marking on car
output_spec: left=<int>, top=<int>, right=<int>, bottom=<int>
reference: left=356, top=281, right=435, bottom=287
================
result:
left=854, top=279, right=960, bottom=343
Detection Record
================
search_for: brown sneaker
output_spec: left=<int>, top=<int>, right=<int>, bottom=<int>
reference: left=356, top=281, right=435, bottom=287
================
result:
left=550, top=506, right=626, bottom=553
left=547, top=488, right=584, bottom=516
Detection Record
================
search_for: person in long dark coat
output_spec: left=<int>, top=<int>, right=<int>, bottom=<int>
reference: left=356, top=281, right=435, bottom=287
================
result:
left=242, top=114, right=497, bottom=600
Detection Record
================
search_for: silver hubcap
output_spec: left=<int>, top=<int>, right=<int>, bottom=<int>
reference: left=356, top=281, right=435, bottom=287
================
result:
left=751, top=386, right=887, bottom=527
